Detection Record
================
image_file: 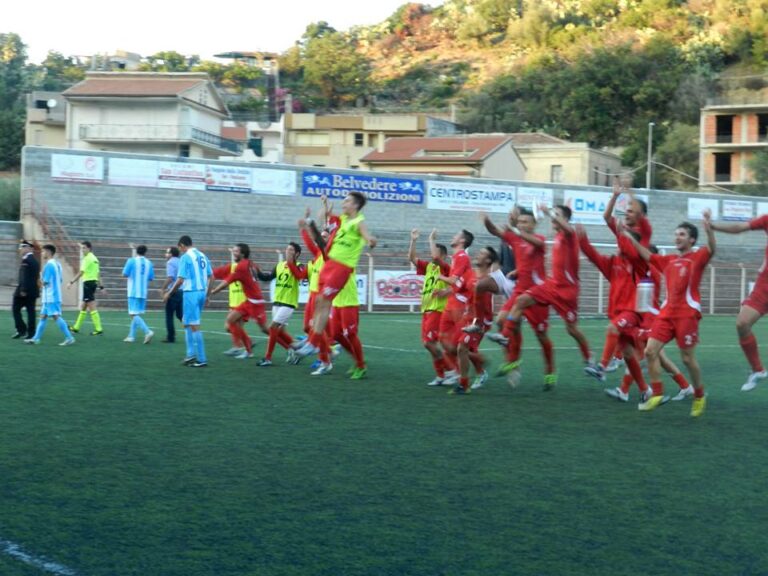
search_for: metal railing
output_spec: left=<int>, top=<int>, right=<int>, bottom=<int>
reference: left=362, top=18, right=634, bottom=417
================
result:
left=78, top=124, right=243, bottom=154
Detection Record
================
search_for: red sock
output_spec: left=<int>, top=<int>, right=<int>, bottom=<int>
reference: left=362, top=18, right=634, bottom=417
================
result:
left=740, top=334, right=764, bottom=373
left=276, top=329, right=294, bottom=349
left=309, top=331, right=330, bottom=363
left=228, top=324, right=241, bottom=347
left=229, top=323, right=252, bottom=354
left=540, top=337, right=554, bottom=374
left=335, top=332, right=354, bottom=355
left=601, top=331, right=619, bottom=367
left=506, top=323, right=522, bottom=362
left=673, top=372, right=690, bottom=390
left=348, top=334, right=365, bottom=369
left=694, top=386, right=705, bottom=398
left=432, top=357, right=446, bottom=378
left=501, top=319, right=513, bottom=337
left=614, top=346, right=623, bottom=360
left=651, top=380, right=664, bottom=396
left=459, top=376, right=469, bottom=390
left=620, top=373, right=633, bottom=394
left=625, top=356, right=648, bottom=392
left=265, top=326, right=279, bottom=360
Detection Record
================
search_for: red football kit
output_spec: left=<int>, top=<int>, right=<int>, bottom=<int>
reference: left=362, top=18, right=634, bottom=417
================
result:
left=527, top=229, right=580, bottom=323
left=744, top=215, right=768, bottom=315
left=225, top=259, right=267, bottom=325
left=500, top=231, right=549, bottom=333
left=416, top=258, right=450, bottom=343
left=459, top=277, right=493, bottom=351
left=648, top=247, right=712, bottom=348
left=439, top=249, right=474, bottom=342
left=608, top=215, right=653, bottom=247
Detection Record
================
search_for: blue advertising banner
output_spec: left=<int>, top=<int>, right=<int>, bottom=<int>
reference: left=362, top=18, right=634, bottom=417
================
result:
left=302, top=171, right=424, bottom=204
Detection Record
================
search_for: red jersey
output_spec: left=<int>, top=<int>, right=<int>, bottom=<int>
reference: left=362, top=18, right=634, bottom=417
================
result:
left=551, top=230, right=579, bottom=288
left=579, top=234, right=637, bottom=315
left=608, top=215, right=653, bottom=247
left=224, top=259, right=264, bottom=302
left=464, top=274, right=494, bottom=326
left=502, top=230, right=546, bottom=291
left=650, top=248, right=712, bottom=319
left=749, top=215, right=768, bottom=284
left=445, top=249, right=473, bottom=311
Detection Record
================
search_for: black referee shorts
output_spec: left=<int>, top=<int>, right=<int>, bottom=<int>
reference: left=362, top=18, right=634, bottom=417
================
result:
left=83, top=280, right=99, bottom=302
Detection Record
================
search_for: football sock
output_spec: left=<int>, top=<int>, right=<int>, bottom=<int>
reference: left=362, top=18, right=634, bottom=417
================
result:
left=740, top=334, right=764, bottom=373
left=673, top=372, right=690, bottom=389
left=651, top=380, right=664, bottom=396
left=540, top=338, right=555, bottom=374
left=194, top=331, right=207, bottom=363
left=185, top=327, right=194, bottom=359
left=506, top=327, right=522, bottom=362
left=33, top=318, right=47, bottom=340
left=231, top=323, right=252, bottom=354
left=694, top=386, right=705, bottom=398
left=73, top=311, right=86, bottom=331
left=432, top=357, right=446, bottom=378
left=135, top=315, right=150, bottom=335
left=128, top=316, right=137, bottom=339
left=620, top=372, right=633, bottom=394
left=310, top=331, right=330, bottom=363
left=459, top=376, right=469, bottom=391
left=265, top=326, right=279, bottom=360
left=600, top=331, right=619, bottom=367
left=90, top=311, right=102, bottom=332
left=56, top=317, right=73, bottom=338
left=277, top=329, right=293, bottom=349
left=625, top=356, right=648, bottom=392
left=347, top=334, right=365, bottom=368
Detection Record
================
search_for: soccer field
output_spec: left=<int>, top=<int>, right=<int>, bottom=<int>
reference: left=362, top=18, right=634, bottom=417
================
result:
left=2, top=311, right=768, bottom=576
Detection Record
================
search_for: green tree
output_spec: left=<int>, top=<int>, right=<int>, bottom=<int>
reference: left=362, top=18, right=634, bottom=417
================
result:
left=0, top=33, right=27, bottom=170
left=139, top=51, right=193, bottom=72
left=746, top=149, right=768, bottom=195
left=193, top=60, right=227, bottom=84
left=34, top=51, right=86, bottom=90
left=303, top=32, right=371, bottom=108
left=654, top=123, right=700, bottom=191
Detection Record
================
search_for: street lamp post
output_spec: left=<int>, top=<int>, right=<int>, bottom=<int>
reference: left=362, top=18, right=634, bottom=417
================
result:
left=646, top=122, right=655, bottom=190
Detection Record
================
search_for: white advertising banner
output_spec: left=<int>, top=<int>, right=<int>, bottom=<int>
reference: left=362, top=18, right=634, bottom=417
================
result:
left=427, top=180, right=516, bottom=213
left=157, top=161, right=206, bottom=190
left=516, top=186, right=554, bottom=218
left=251, top=167, right=296, bottom=196
left=722, top=199, right=753, bottom=221
left=687, top=198, right=719, bottom=220
left=563, top=190, right=611, bottom=225
left=270, top=274, right=367, bottom=305
left=373, top=270, right=424, bottom=305
left=758, top=203, right=768, bottom=217
left=108, top=158, right=159, bottom=187
left=205, top=164, right=252, bottom=193
left=51, top=153, right=104, bottom=183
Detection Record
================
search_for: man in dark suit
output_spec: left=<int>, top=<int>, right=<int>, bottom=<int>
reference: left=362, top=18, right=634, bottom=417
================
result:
left=12, top=240, right=40, bottom=339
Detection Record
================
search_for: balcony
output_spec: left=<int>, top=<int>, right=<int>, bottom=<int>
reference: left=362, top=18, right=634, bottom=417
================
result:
left=78, top=124, right=243, bottom=155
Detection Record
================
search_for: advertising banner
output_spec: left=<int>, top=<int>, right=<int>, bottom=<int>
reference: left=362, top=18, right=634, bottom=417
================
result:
left=426, top=180, right=516, bottom=213
left=516, top=186, right=553, bottom=218
left=373, top=270, right=423, bottom=305
left=563, top=190, right=611, bottom=225
left=51, top=154, right=104, bottom=183
left=205, top=165, right=252, bottom=193
left=108, top=158, right=159, bottom=187
left=687, top=198, right=719, bottom=220
left=157, top=161, right=206, bottom=190
left=251, top=167, right=296, bottom=196
left=270, top=274, right=368, bottom=305
left=722, top=199, right=753, bottom=221
left=758, top=203, right=768, bottom=217
left=302, top=171, right=424, bottom=204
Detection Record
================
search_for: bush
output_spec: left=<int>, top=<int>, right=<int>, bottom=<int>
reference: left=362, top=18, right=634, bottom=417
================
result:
left=0, top=176, right=21, bottom=221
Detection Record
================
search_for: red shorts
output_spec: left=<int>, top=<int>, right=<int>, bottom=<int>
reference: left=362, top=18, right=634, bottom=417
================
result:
left=304, top=291, right=317, bottom=333
left=649, top=316, right=700, bottom=349
left=502, top=289, right=549, bottom=333
left=613, top=310, right=642, bottom=347
left=422, top=310, right=442, bottom=343
left=235, top=300, right=267, bottom=326
left=332, top=306, right=360, bottom=338
left=318, top=259, right=354, bottom=299
left=458, top=329, right=484, bottom=352
left=527, top=282, right=578, bottom=324
left=743, top=279, right=768, bottom=316
left=636, top=312, right=656, bottom=344
left=439, top=307, right=465, bottom=346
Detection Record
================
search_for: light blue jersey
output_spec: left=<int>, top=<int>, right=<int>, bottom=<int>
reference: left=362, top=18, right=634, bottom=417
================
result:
left=41, top=259, right=63, bottom=304
left=179, top=248, right=212, bottom=292
left=123, top=256, right=155, bottom=299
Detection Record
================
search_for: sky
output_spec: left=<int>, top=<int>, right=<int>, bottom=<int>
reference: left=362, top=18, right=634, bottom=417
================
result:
left=5, top=1, right=441, bottom=64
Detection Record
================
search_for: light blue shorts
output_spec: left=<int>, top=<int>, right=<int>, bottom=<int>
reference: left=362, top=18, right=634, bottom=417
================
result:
left=128, top=297, right=147, bottom=315
left=41, top=302, right=62, bottom=317
left=182, top=291, right=206, bottom=326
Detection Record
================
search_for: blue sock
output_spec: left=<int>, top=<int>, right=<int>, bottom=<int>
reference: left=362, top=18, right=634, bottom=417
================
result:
left=194, top=331, right=207, bottom=363
left=33, top=318, right=48, bottom=340
left=185, top=327, right=194, bottom=358
left=55, top=317, right=72, bottom=338
left=136, top=316, right=150, bottom=335
left=129, top=316, right=138, bottom=339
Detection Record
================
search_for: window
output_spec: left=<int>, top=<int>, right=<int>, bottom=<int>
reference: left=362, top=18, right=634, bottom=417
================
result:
left=714, top=152, right=732, bottom=182
left=716, top=115, right=734, bottom=143
left=354, top=133, right=364, bottom=147
left=758, top=114, right=768, bottom=142
left=179, top=144, right=190, bottom=158
left=550, top=165, right=563, bottom=183
left=294, top=132, right=330, bottom=146
left=368, top=134, right=378, bottom=147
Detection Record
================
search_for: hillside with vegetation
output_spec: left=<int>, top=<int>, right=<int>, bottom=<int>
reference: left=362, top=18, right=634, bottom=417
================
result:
left=2, top=0, right=768, bottom=190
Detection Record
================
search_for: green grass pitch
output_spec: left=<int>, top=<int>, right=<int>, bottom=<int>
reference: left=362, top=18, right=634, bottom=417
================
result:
left=1, top=311, right=768, bottom=575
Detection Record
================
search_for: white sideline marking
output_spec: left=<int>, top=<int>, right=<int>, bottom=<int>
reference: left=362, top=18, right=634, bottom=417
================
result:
left=0, top=538, right=78, bottom=575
